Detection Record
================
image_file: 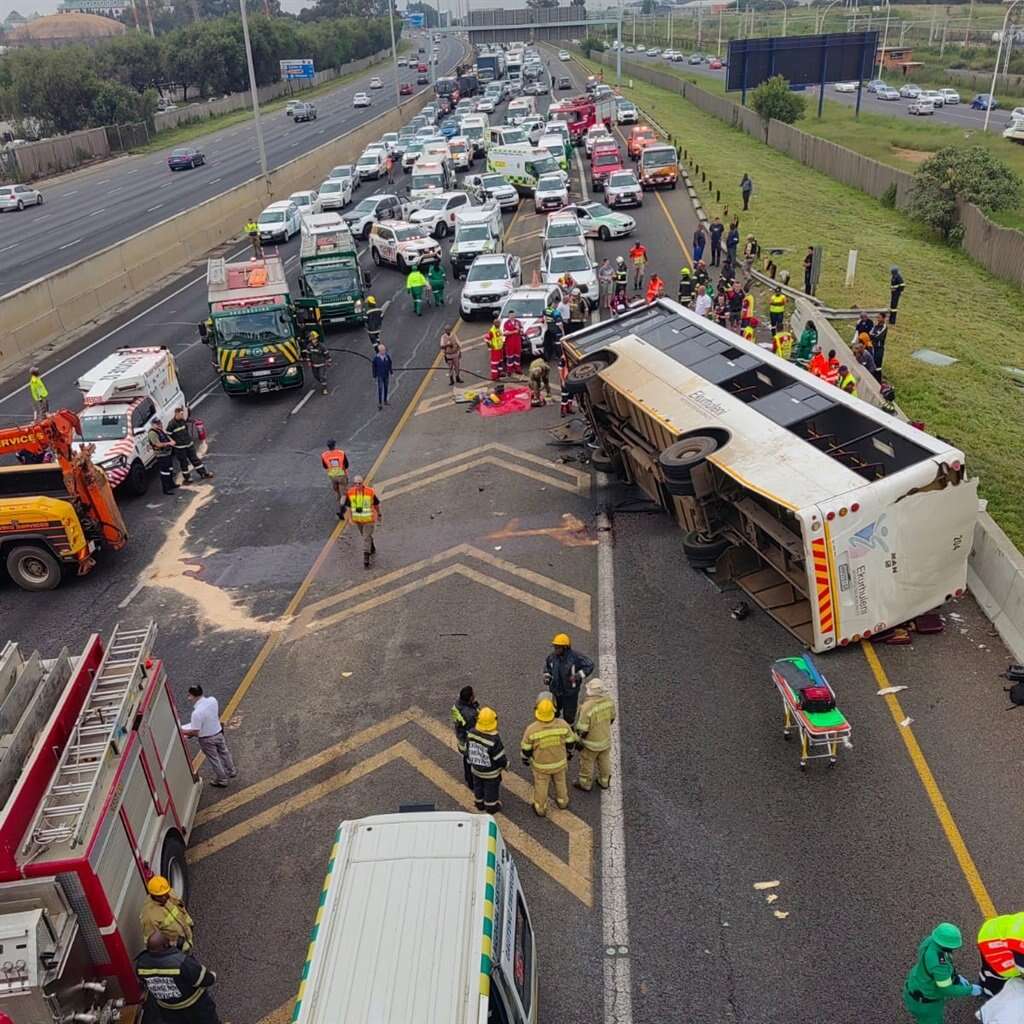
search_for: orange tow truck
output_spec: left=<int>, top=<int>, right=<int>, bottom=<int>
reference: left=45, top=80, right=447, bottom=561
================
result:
left=0, top=411, right=128, bottom=590
left=627, top=125, right=658, bottom=159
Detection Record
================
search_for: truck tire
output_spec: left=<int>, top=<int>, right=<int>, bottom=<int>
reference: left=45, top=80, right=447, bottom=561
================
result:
left=589, top=449, right=615, bottom=472
left=6, top=545, right=62, bottom=591
left=658, top=435, right=719, bottom=482
left=563, top=352, right=614, bottom=396
left=126, top=459, right=149, bottom=496
left=160, top=833, right=190, bottom=904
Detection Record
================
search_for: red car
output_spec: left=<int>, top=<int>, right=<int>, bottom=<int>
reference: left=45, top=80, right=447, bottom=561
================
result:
left=709, top=59, right=723, bottom=70
left=400, top=82, right=413, bottom=96
left=417, top=62, right=428, bottom=73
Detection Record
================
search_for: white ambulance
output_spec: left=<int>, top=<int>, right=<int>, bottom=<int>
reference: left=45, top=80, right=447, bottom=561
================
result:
left=75, top=346, right=187, bottom=495
left=292, top=812, right=538, bottom=1024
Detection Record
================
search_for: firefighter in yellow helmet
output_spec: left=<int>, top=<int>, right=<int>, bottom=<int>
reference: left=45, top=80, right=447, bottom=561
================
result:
left=465, top=706, right=508, bottom=813
left=573, top=677, right=616, bottom=792
left=139, top=875, right=195, bottom=951
left=543, top=632, right=594, bottom=727
left=521, top=697, right=577, bottom=817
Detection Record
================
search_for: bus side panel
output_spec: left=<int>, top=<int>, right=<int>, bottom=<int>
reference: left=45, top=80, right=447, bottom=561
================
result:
left=821, top=476, right=978, bottom=643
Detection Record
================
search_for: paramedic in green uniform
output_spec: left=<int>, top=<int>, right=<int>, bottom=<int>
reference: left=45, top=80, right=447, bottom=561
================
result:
left=903, top=923, right=980, bottom=1024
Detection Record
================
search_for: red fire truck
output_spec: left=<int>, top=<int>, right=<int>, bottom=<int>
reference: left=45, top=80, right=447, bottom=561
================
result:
left=547, top=94, right=617, bottom=144
left=0, top=622, right=202, bottom=1023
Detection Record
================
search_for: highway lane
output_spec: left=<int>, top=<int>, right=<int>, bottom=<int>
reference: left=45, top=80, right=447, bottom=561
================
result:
left=0, top=34, right=462, bottom=296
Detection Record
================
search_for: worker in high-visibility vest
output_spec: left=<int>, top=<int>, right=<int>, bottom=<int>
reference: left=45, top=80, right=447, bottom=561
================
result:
left=741, top=290, right=755, bottom=328
left=837, top=365, right=857, bottom=394
left=487, top=313, right=505, bottom=381
left=140, top=876, right=194, bottom=951
left=341, top=474, right=381, bottom=568
left=573, top=678, right=616, bottom=792
left=771, top=330, right=793, bottom=361
left=768, top=289, right=787, bottom=331
left=628, top=241, right=647, bottom=290
left=244, top=218, right=261, bottom=258
left=978, top=912, right=1024, bottom=996
left=321, top=440, right=349, bottom=512
left=520, top=697, right=576, bottom=817
left=28, top=367, right=48, bottom=422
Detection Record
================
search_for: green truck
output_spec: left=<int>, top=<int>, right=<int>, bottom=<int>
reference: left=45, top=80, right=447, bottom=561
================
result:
left=204, top=255, right=304, bottom=396
left=295, top=213, right=370, bottom=327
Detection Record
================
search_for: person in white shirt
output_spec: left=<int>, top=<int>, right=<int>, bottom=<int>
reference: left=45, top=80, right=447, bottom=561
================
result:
left=180, top=685, right=236, bottom=788
left=693, top=285, right=712, bottom=319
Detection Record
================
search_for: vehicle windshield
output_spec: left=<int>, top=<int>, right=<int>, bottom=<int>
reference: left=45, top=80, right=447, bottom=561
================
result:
left=549, top=252, right=591, bottom=274
left=171, top=148, right=192, bottom=157
left=78, top=412, right=127, bottom=442
left=305, top=266, right=359, bottom=296
left=419, top=196, right=450, bottom=210
left=352, top=198, right=378, bottom=214
left=357, top=157, right=378, bottom=168
left=593, top=151, right=620, bottom=167
left=501, top=295, right=544, bottom=316
left=538, top=176, right=563, bottom=191
left=291, top=194, right=312, bottom=205
left=405, top=144, right=425, bottom=157
left=214, top=308, right=293, bottom=347
left=260, top=212, right=285, bottom=223
left=503, top=129, right=527, bottom=144
left=482, top=174, right=509, bottom=189
left=395, top=225, right=428, bottom=241
left=548, top=221, right=582, bottom=239
left=643, top=148, right=676, bottom=168
left=607, top=173, right=637, bottom=187
left=459, top=225, right=492, bottom=242
left=412, top=172, right=445, bottom=188
left=321, top=183, right=342, bottom=194
left=582, top=202, right=613, bottom=218
left=330, top=166, right=353, bottom=178
left=530, top=156, right=559, bottom=175
left=450, top=140, right=467, bottom=152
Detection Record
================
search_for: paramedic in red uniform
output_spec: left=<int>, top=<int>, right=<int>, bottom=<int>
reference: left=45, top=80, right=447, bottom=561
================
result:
left=502, top=311, right=524, bottom=375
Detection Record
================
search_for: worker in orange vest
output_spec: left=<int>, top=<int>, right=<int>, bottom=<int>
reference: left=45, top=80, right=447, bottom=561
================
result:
left=628, top=241, right=648, bottom=290
left=487, top=313, right=505, bottom=381
left=341, top=475, right=381, bottom=568
left=321, top=439, right=349, bottom=514
left=645, top=274, right=664, bottom=304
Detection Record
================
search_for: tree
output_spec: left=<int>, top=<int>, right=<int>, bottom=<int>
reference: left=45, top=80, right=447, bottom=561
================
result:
left=749, top=74, right=805, bottom=140
left=910, top=145, right=1024, bottom=241
left=580, top=35, right=606, bottom=55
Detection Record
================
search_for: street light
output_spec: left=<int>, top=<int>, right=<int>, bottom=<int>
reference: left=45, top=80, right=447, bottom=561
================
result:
left=816, top=0, right=842, bottom=34
left=238, top=0, right=270, bottom=195
left=985, top=0, right=1022, bottom=132
left=874, top=0, right=891, bottom=80
left=779, top=0, right=788, bottom=36
left=385, top=0, right=402, bottom=113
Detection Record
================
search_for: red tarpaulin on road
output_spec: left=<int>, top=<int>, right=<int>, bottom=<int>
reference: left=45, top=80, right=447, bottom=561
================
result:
left=476, top=386, right=532, bottom=417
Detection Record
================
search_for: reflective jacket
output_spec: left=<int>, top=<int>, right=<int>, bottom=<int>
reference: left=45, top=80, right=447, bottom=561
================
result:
left=450, top=697, right=480, bottom=752
left=521, top=718, right=576, bottom=773
left=321, top=449, right=348, bottom=479
left=166, top=417, right=194, bottom=449
left=29, top=375, right=48, bottom=402
left=979, top=913, right=1024, bottom=979
left=344, top=485, right=379, bottom=524
left=139, top=893, right=194, bottom=951
left=487, top=325, right=504, bottom=351
left=769, top=292, right=786, bottom=315
left=575, top=694, right=616, bottom=751
left=465, top=728, right=508, bottom=779
left=135, top=947, right=215, bottom=1011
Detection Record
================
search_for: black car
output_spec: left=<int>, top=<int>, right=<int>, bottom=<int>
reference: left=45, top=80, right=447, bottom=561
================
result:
left=167, top=146, right=204, bottom=170
left=417, top=73, right=429, bottom=84
left=557, top=76, right=571, bottom=90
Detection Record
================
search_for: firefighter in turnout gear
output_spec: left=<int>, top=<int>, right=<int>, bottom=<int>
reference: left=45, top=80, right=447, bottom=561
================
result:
left=573, top=677, right=616, bottom=792
left=678, top=265, right=694, bottom=306
left=521, top=698, right=576, bottom=817
left=450, top=685, right=480, bottom=790
left=135, top=931, right=220, bottom=1023
left=543, top=633, right=594, bottom=727
left=167, top=407, right=213, bottom=484
left=147, top=418, right=178, bottom=495
left=365, top=296, right=384, bottom=350
left=902, top=922, right=980, bottom=1024
left=465, top=707, right=507, bottom=813
left=140, top=875, right=195, bottom=951
left=613, top=256, right=628, bottom=300
left=305, top=330, right=329, bottom=394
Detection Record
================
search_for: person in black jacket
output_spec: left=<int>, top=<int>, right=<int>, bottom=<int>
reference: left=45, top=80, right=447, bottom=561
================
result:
left=450, top=685, right=480, bottom=790
left=136, top=931, right=220, bottom=1023
left=543, top=633, right=595, bottom=727
left=365, top=296, right=384, bottom=350
left=708, top=217, right=724, bottom=267
left=465, top=707, right=507, bottom=813
left=889, top=266, right=905, bottom=325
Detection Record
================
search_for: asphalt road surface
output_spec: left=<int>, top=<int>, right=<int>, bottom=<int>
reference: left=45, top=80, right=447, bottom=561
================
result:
left=0, top=34, right=462, bottom=296
left=0, top=51, right=1018, bottom=1024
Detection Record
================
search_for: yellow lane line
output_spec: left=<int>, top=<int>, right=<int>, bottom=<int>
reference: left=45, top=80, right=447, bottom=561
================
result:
left=862, top=641, right=997, bottom=919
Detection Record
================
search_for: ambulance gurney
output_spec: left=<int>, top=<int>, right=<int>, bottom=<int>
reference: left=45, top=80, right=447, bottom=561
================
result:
left=981, top=977, right=1024, bottom=1024
left=770, top=655, right=852, bottom=770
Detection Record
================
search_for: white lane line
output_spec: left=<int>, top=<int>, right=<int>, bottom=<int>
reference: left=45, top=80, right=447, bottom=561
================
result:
left=88, top=208, right=107, bottom=217
left=289, top=389, right=315, bottom=416
left=57, top=238, right=82, bottom=251
left=0, top=243, right=18, bottom=254
left=95, top=179, right=110, bottom=185
left=159, top=182, right=171, bottom=189
left=189, top=379, right=221, bottom=409
left=118, top=580, right=147, bottom=609
left=61, top=190, right=79, bottom=197
left=596, top=504, right=634, bottom=1024
left=209, top=177, right=222, bottom=184
left=0, top=241, right=252, bottom=405
left=109, top=187, right=122, bottom=194
left=147, top=204, right=164, bottom=212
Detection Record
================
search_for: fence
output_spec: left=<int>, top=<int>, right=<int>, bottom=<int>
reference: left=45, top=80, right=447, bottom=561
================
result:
left=9, top=127, right=111, bottom=180
left=590, top=49, right=1024, bottom=290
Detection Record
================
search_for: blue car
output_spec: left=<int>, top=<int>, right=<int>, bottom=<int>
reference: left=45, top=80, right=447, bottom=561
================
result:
left=971, top=93, right=999, bottom=110
left=439, top=117, right=459, bottom=139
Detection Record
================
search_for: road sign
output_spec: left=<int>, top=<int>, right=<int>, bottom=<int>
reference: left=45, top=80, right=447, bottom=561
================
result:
left=406, top=11, right=424, bottom=27
left=280, top=59, right=315, bottom=81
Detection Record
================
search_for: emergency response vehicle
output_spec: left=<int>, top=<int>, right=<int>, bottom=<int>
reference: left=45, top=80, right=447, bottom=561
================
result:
left=590, top=141, right=625, bottom=191
left=548, top=94, right=616, bottom=144
left=486, top=145, right=563, bottom=196
left=0, top=621, right=201, bottom=1022
left=369, top=220, right=443, bottom=271
left=409, top=159, right=454, bottom=202
left=291, top=813, right=537, bottom=1024
left=408, top=190, right=473, bottom=239
left=638, top=142, right=679, bottom=189
left=204, top=255, right=303, bottom=395
left=449, top=200, right=504, bottom=277
left=296, top=213, right=370, bottom=327
left=74, top=347, right=187, bottom=495
left=563, top=300, right=980, bottom=651
left=449, top=136, right=472, bottom=170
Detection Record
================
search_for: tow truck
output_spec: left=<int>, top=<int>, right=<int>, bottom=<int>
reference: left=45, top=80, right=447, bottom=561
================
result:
left=296, top=213, right=370, bottom=328
left=547, top=94, right=616, bottom=145
left=0, top=621, right=201, bottom=1023
left=204, top=256, right=304, bottom=396
left=0, top=412, right=128, bottom=591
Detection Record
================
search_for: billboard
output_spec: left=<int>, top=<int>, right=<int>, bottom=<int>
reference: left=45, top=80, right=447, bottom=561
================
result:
left=405, top=11, right=425, bottom=27
left=726, top=31, right=878, bottom=92
left=280, top=58, right=315, bottom=80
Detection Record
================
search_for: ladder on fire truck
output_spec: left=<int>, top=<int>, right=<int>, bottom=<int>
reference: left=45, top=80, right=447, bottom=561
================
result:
left=23, top=623, right=158, bottom=854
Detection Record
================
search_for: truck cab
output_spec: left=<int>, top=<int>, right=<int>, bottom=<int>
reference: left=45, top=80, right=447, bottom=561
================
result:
left=205, top=256, right=304, bottom=395
left=638, top=142, right=679, bottom=189
left=296, top=213, right=370, bottom=327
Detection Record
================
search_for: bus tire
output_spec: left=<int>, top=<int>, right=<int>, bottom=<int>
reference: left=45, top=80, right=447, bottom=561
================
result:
left=563, top=353, right=613, bottom=396
left=6, top=544, right=62, bottom=591
left=160, top=832, right=190, bottom=903
left=682, top=530, right=731, bottom=562
left=658, top=435, right=719, bottom=481
left=589, top=449, right=615, bottom=472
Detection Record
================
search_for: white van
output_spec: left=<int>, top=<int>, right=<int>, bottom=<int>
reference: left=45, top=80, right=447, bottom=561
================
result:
left=293, top=812, right=537, bottom=1024
left=507, top=96, right=536, bottom=122
left=409, top=158, right=452, bottom=202
left=450, top=200, right=504, bottom=277
left=460, top=114, right=489, bottom=157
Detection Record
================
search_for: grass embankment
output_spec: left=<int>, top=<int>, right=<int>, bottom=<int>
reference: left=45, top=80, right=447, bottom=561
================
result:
left=132, top=40, right=412, bottom=155
left=580, top=53, right=1024, bottom=547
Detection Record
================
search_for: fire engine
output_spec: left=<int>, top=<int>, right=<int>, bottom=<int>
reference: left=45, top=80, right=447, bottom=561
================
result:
left=0, top=622, right=202, bottom=1023
left=547, top=94, right=617, bottom=144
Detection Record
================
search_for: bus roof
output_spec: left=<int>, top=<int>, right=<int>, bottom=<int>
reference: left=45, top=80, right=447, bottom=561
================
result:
left=568, top=301, right=958, bottom=512
left=294, top=812, right=491, bottom=1024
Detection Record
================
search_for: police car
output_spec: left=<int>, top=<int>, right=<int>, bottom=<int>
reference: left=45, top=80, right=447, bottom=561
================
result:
left=369, top=220, right=443, bottom=271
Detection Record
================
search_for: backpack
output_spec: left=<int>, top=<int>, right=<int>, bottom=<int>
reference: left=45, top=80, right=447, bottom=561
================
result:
left=799, top=685, right=835, bottom=713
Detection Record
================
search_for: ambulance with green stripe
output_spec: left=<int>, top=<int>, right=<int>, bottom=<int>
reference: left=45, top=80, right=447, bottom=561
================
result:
left=292, top=812, right=537, bottom=1024
left=486, top=144, right=563, bottom=197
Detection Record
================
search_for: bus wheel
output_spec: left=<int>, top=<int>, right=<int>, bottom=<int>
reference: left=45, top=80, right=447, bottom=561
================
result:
left=563, top=352, right=613, bottom=396
left=682, top=530, right=731, bottom=563
left=659, top=435, right=721, bottom=482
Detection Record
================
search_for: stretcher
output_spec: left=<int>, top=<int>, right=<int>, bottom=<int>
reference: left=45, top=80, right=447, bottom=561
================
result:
left=770, top=655, right=852, bottom=770
left=980, top=977, right=1024, bottom=1023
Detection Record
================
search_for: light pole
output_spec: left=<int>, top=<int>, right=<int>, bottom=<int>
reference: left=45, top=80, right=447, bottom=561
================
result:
left=239, top=0, right=270, bottom=195
left=386, top=0, right=402, bottom=113
left=616, top=0, right=623, bottom=82
left=985, top=0, right=1022, bottom=132
left=874, top=0, right=891, bottom=79
left=816, top=0, right=841, bottom=34
left=779, top=0, right=788, bottom=36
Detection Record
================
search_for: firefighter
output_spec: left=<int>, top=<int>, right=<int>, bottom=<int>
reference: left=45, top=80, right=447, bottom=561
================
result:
left=140, top=875, right=195, bottom=951
left=147, top=418, right=178, bottom=495
left=502, top=309, right=524, bottom=375
left=465, top=706, right=507, bottom=813
left=135, top=931, right=220, bottom=1024
left=244, top=217, right=261, bottom=258
left=450, top=685, right=480, bottom=790
left=167, top=407, right=213, bottom=485
left=520, top=697, right=576, bottom=817
left=487, top=313, right=505, bottom=381
left=902, top=923, right=980, bottom=1024
left=306, top=330, right=329, bottom=395
left=320, top=439, right=349, bottom=511
left=341, top=474, right=380, bottom=569
left=528, top=357, right=551, bottom=407
left=678, top=265, right=694, bottom=306
left=977, top=911, right=1024, bottom=996
left=365, top=295, right=384, bottom=350
left=573, top=678, right=616, bottom=792
left=613, top=256, right=628, bottom=299
left=543, top=632, right=594, bottom=727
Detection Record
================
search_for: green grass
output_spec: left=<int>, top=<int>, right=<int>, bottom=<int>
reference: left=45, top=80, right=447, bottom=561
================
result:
left=132, top=41, right=410, bottom=155
left=581, top=53, right=1024, bottom=548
